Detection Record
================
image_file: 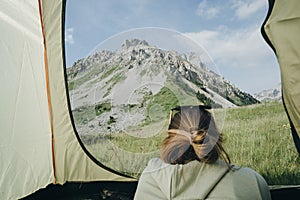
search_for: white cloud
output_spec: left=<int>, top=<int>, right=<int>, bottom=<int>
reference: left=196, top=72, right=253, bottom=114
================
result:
left=183, top=25, right=280, bottom=93
left=184, top=25, right=271, bottom=68
left=65, top=28, right=74, bottom=44
left=196, top=0, right=220, bottom=19
left=231, top=0, right=267, bottom=20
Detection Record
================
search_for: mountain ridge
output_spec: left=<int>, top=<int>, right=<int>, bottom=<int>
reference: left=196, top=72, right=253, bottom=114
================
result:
left=68, top=39, right=258, bottom=107
left=67, top=39, right=259, bottom=135
left=254, top=84, right=281, bottom=101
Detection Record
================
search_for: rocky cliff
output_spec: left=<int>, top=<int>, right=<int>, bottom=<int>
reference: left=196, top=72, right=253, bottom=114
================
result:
left=67, top=39, right=259, bottom=135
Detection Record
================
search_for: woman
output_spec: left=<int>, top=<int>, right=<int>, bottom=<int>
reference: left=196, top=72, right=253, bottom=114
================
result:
left=134, top=105, right=271, bottom=200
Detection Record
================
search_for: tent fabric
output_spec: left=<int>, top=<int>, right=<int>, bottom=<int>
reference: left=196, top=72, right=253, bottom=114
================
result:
left=262, top=0, right=300, bottom=154
left=39, top=0, right=133, bottom=184
left=0, top=0, right=133, bottom=199
left=0, top=1, right=53, bottom=199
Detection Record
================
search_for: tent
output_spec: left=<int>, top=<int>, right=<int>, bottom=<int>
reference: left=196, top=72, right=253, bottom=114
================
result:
left=0, top=1, right=134, bottom=199
left=261, top=0, right=300, bottom=155
left=0, top=0, right=299, bottom=199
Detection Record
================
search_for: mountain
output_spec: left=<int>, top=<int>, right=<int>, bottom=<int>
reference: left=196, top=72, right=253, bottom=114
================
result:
left=67, top=39, right=259, bottom=136
left=254, top=84, right=282, bottom=101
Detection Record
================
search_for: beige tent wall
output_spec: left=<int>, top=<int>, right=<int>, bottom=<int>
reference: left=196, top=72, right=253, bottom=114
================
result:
left=0, top=0, right=133, bottom=199
left=0, top=1, right=53, bottom=199
left=40, top=0, right=134, bottom=183
left=263, top=0, right=300, bottom=140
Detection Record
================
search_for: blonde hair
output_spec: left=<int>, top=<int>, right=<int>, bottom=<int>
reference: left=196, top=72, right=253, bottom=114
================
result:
left=161, top=106, right=231, bottom=167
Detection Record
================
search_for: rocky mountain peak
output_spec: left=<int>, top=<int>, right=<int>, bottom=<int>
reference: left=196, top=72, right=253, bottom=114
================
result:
left=67, top=38, right=260, bottom=137
left=254, top=84, right=282, bottom=101
left=68, top=39, right=259, bottom=110
left=121, top=39, right=149, bottom=49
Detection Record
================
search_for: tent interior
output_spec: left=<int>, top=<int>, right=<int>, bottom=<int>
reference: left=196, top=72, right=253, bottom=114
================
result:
left=1, top=0, right=299, bottom=199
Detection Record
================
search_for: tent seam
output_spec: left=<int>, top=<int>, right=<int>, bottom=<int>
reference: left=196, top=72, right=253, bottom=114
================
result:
left=37, top=0, right=57, bottom=184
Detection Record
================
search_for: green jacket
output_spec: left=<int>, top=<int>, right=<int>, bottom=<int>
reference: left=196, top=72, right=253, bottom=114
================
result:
left=134, top=158, right=271, bottom=200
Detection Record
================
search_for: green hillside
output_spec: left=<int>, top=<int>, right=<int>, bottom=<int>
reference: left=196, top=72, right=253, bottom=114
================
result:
left=81, top=101, right=299, bottom=185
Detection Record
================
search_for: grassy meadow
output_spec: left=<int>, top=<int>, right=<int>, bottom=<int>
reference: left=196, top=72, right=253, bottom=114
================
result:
left=221, top=101, right=299, bottom=185
left=81, top=101, right=300, bottom=185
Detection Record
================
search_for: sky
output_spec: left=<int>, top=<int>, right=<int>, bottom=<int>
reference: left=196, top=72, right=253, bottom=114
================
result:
left=65, top=0, right=280, bottom=95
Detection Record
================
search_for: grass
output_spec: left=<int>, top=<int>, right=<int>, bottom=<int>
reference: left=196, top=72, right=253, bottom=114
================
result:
left=72, top=106, right=96, bottom=125
left=68, top=81, right=75, bottom=91
left=95, top=102, right=111, bottom=116
left=73, top=101, right=111, bottom=125
left=142, top=86, right=179, bottom=126
left=82, top=132, right=164, bottom=177
left=222, top=101, right=300, bottom=185
left=70, top=63, right=106, bottom=88
left=79, top=101, right=300, bottom=185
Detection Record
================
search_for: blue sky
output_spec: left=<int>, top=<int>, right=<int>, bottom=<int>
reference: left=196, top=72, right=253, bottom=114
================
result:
left=65, top=0, right=280, bottom=94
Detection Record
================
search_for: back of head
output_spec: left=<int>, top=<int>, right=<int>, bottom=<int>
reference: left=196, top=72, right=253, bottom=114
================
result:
left=161, top=105, right=230, bottom=166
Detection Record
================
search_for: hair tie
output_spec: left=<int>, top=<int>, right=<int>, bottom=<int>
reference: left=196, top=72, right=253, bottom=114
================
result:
left=189, top=126, right=198, bottom=133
